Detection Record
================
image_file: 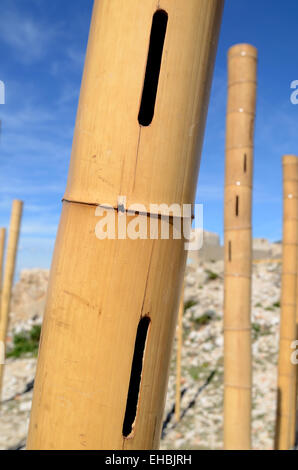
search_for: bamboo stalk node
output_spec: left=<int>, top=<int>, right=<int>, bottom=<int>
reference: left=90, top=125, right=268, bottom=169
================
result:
left=226, top=145, right=254, bottom=151
left=225, top=183, right=253, bottom=189
left=223, top=327, right=251, bottom=332
left=224, top=226, right=252, bottom=231
left=228, top=80, right=257, bottom=87
left=224, top=273, right=251, bottom=279
left=229, top=52, right=257, bottom=60
left=224, top=384, right=252, bottom=390
left=227, top=110, right=256, bottom=116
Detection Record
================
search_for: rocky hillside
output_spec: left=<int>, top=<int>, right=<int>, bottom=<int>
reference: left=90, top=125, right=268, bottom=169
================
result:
left=161, top=260, right=281, bottom=450
left=0, top=261, right=283, bottom=450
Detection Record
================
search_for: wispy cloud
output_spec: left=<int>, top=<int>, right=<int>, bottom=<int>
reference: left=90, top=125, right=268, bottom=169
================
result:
left=21, top=221, right=58, bottom=237
left=0, top=4, right=62, bottom=64
left=0, top=0, right=93, bottom=274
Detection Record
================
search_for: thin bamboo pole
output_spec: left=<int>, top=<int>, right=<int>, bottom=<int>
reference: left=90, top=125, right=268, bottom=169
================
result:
left=0, top=228, right=5, bottom=370
left=275, top=155, right=298, bottom=450
left=27, top=0, right=224, bottom=450
left=296, top=259, right=298, bottom=446
left=175, top=287, right=184, bottom=422
left=295, top=213, right=298, bottom=447
left=0, top=228, right=6, bottom=305
left=0, top=200, right=23, bottom=395
left=224, top=44, right=257, bottom=450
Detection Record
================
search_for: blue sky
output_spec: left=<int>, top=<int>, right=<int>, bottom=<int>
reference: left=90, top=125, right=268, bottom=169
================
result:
left=0, top=0, right=297, bottom=275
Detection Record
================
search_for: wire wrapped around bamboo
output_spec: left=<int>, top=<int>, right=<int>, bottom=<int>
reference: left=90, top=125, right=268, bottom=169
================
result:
left=275, top=155, right=298, bottom=450
left=27, top=0, right=224, bottom=450
left=223, top=44, right=257, bottom=450
left=0, top=200, right=23, bottom=395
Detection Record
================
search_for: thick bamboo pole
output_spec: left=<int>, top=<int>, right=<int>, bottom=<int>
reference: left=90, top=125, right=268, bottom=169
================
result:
left=0, top=228, right=6, bottom=305
left=27, top=0, right=224, bottom=450
left=0, top=200, right=23, bottom=395
left=175, top=287, right=184, bottom=422
left=223, top=44, right=257, bottom=450
left=275, top=155, right=298, bottom=450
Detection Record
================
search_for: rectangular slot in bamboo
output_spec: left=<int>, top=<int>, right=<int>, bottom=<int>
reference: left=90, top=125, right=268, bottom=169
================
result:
left=138, top=9, right=168, bottom=127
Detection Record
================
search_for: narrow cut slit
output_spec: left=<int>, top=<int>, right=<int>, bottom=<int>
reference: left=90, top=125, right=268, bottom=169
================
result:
left=235, top=196, right=239, bottom=217
left=122, top=316, right=151, bottom=437
left=138, top=10, right=168, bottom=126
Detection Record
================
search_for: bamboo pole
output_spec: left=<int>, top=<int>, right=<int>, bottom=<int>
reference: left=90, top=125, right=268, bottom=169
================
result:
left=0, top=200, right=23, bottom=395
left=0, top=228, right=5, bottom=370
left=275, top=155, right=298, bottom=450
left=27, top=0, right=224, bottom=450
left=175, top=287, right=184, bottom=422
left=223, top=44, right=257, bottom=450
left=296, top=257, right=298, bottom=446
left=295, top=208, right=298, bottom=448
left=0, top=228, right=6, bottom=305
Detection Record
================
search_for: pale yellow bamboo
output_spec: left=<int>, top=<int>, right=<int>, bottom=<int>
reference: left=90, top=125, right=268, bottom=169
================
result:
left=175, top=287, right=184, bottom=422
left=27, top=0, right=224, bottom=450
left=0, top=228, right=4, bottom=369
left=275, top=155, right=298, bottom=450
left=296, top=263, right=298, bottom=446
left=224, top=44, right=257, bottom=450
left=295, top=219, right=298, bottom=447
left=0, top=228, right=6, bottom=306
left=0, top=200, right=23, bottom=395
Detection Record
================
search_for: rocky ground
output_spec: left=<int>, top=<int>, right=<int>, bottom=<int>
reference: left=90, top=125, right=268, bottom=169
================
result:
left=161, top=260, right=281, bottom=450
left=0, top=262, right=284, bottom=450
